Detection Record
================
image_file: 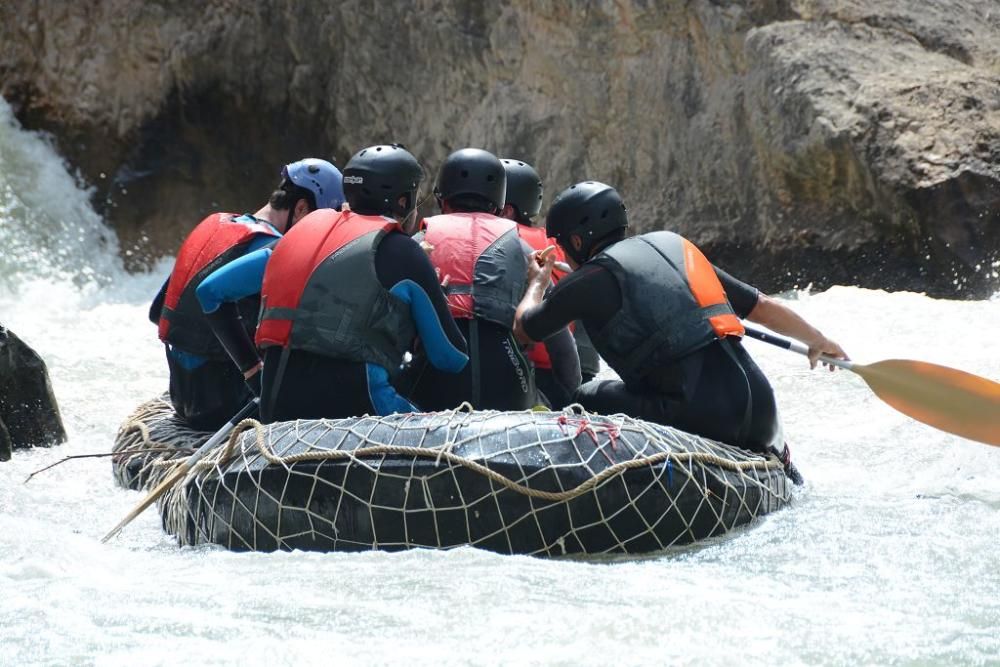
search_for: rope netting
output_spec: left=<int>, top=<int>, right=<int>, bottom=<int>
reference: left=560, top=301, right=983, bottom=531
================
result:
left=112, top=396, right=207, bottom=490
left=155, top=405, right=791, bottom=556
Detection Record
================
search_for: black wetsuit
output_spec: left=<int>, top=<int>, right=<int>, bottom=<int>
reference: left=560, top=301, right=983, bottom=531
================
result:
left=522, top=262, right=778, bottom=452
left=399, top=318, right=575, bottom=411
left=532, top=316, right=585, bottom=409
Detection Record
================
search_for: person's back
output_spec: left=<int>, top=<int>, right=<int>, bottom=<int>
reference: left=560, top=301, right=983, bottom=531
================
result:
left=152, top=213, right=280, bottom=429
left=414, top=210, right=532, bottom=410
left=404, top=148, right=536, bottom=411
left=583, top=229, right=775, bottom=449
left=150, top=159, right=343, bottom=429
left=516, top=181, right=846, bottom=457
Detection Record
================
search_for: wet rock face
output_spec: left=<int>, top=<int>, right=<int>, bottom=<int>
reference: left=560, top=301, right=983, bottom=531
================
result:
left=1, top=0, right=998, bottom=297
left=0, top=326, right=67, bottom=460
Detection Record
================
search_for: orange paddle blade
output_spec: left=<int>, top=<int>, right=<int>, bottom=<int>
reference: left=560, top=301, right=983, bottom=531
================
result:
left=853, top=359, right=1000, bottom=446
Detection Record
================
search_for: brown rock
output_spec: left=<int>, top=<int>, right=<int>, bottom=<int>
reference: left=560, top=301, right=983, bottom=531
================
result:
left=1, top=0, right=997, bottom=296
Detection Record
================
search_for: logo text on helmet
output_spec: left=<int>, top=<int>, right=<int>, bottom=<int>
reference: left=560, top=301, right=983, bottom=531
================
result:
left=343, top=176, right=364, bottom=184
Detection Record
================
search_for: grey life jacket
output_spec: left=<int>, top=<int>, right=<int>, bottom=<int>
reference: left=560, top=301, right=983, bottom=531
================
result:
left=586, top=231, right=743, bottom=387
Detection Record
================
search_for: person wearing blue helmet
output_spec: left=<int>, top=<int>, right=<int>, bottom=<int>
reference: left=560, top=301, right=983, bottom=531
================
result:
left=148, top=158, right=343, bottom=429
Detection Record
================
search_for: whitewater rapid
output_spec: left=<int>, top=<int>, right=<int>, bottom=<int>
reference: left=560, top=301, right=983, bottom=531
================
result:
left=1, top=98, right=999, bottom=666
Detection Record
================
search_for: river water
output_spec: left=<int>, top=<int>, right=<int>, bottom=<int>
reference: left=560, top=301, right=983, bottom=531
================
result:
left=1, top=98, right=998, bottom=666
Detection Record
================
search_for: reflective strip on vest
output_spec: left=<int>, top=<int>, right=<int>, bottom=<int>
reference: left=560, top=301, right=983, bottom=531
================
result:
left=587, top=231, right=742, bottom=386
left=255, top=210, right=416, bottom=377
left=158, top=212, right=279, bottom=357
left=423, top=213, right=528, bottom=328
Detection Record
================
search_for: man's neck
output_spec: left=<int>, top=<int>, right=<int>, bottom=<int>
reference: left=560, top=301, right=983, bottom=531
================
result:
left=253, top=204, right=288, bottom=233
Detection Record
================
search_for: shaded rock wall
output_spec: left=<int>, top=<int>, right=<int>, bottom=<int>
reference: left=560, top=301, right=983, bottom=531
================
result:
left=1, top=0, right=998, bottom=296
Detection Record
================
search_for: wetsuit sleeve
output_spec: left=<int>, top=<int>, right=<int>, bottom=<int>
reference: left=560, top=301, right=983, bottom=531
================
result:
left=522, top=264, right=622, bottom=342
left=389, top=281, right=468, bottom=373
left=543, top=326, right=582, bottom=393
left=148, top=277, right=169, bottom=324
left=205, top=303, right=261, bottom=373
left=375, top=232, right=468, bottom=355
left=196, top=246, right=273, bottom=314
left=713, top=265, right=759, bottom=319
left=195, top=245, right=273, bottom=374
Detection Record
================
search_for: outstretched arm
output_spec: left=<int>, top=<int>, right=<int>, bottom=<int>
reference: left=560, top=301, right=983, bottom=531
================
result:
left=746, top=294, right=849, bottom=370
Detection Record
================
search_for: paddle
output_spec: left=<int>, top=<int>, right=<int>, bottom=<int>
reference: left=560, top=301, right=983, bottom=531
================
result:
left=744, top=326, right=1000, bottom=446
left=100, top=397, right=259, bottom=543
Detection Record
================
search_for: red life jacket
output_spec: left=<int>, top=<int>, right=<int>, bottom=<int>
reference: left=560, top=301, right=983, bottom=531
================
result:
left=515, top=224, right=571, bottom=370
left=158, top=213, right=279, bottom=357
left=422, top=213, right=528, bottom=328
left=255, top=210, right=416, bottom=376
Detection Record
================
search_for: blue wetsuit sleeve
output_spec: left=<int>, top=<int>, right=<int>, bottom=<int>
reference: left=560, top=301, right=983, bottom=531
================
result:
left=374, top=232, right=467, bottom=354
left=196, top=246, right=273, bottom=313
left=389, top=280, right=468, bottom=373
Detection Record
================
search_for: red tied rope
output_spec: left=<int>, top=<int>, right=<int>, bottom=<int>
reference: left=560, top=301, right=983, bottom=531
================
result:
left=556, top=415, right=620, bottom=463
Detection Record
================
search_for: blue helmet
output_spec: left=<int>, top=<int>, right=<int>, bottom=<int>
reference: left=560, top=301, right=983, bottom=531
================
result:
left=282, top=158, right=345, bottom=210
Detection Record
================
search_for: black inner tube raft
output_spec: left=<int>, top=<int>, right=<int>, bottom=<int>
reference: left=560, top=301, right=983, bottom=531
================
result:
left=150, top=407, right=792, bottom=556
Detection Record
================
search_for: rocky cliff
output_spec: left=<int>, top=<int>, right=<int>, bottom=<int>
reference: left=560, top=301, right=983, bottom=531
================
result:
left=2, top=0, right=998, bottom=296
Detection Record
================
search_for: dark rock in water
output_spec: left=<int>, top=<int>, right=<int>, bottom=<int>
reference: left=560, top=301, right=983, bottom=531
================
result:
left=0, top=0, right=998, bottom=297
left=0, top=325, right=67, bottom=458
left=0, top=418, right=11, bottom=462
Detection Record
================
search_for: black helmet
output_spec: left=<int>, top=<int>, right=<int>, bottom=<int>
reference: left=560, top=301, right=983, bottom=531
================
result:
left=545, top=181, right=629, bottom=265
left=343, top=144, right=423, bottom=219
left=500, top=159, right=543, bottom=223
left=434, top=148, right=506, bottom=214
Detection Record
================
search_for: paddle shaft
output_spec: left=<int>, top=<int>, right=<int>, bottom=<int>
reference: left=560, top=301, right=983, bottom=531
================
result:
left=744, top=327, right=852, bottom=370
left=744, top=326, right=1000, bottom=446
left=101, top=397, right=259, bottom=543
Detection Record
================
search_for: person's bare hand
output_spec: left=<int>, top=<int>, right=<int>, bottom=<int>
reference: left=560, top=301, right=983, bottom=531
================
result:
left=806, top=336, right=849, bottom=371
left=528, top=246, right=555, bottom=284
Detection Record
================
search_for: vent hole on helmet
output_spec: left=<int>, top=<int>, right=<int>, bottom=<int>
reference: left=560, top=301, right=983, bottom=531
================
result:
left=486, top=175, right=494, bottom=181
left=461, top=170, right=469, bottom=178
left=376, top=147, right=383, bottom=152
left=580, top=216, right=589, bottom=224
left=601, top=210, right=607, bottom=218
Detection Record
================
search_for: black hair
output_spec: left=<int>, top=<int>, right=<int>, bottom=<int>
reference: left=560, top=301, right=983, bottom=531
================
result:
left=442, top=193, right=497, bottom=214
left=268, top=180, right=317, bottom=212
